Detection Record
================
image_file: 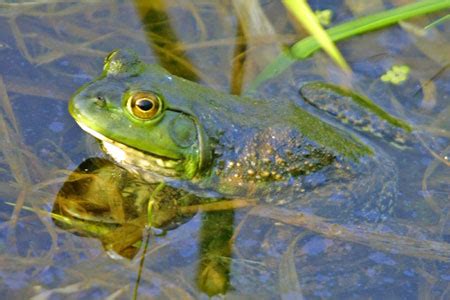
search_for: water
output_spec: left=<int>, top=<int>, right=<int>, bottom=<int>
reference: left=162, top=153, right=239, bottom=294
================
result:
left=0, top=1, right=449, bottom=298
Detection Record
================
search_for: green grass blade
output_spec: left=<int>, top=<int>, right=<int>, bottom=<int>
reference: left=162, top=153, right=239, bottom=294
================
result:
left=248, top=0, right=450, bottom=91
left=424, top=14, right=450, bottom=29
left=292, top=0, right=450, bottom=58
left=283, top=0, right=350, bottom=71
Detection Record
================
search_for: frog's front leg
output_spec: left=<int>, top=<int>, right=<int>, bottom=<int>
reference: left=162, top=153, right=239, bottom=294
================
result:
left=300, top=82, right=412, bottom=148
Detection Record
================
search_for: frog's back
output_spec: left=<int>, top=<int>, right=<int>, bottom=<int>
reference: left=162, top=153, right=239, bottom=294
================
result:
left=190, top=112, right=397, bottom=223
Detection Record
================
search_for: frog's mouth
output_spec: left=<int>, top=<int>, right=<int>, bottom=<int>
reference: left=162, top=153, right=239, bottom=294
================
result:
left=77, top=122, right=183, bottom=178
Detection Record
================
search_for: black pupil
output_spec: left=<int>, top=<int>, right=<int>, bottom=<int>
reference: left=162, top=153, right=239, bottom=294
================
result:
left=136, top=99, right=153, bottom=111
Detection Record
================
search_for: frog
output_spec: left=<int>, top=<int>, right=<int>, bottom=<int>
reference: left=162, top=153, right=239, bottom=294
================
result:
left=69, top=49, right=412, bottom=223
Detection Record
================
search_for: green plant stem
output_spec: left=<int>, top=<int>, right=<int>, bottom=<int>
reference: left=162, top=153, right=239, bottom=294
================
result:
left=283, top=0, right=350, bottom=71
left=292, top=0, right=450, bottom=58
left=247, top=0, right=450, bottom=91
left=424, top=14, right=450, bottom=29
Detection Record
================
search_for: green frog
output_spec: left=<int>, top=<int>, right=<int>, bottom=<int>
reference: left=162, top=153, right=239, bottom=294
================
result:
left=69, top=49, right=412, bottom=222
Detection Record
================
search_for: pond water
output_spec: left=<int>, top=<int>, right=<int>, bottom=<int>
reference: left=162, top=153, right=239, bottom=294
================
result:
left=0, top=1, right=449, bottom=299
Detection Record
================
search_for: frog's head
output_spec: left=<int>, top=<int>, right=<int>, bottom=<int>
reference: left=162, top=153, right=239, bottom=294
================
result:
left=69, top=49, right=211, bottom=180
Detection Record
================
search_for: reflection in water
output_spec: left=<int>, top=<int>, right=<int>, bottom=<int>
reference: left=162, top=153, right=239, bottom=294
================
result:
left=197, top=210, right=233, bottom=296
left=53, top=158, right=233, bottom=295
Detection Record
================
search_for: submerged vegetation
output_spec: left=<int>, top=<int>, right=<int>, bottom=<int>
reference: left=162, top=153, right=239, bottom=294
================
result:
left=0, top=0, right=449, bottom=298
left=381, top=64, right=411, bottom=85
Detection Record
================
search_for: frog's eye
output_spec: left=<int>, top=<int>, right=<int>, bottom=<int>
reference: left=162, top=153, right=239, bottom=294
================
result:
left=127, top=92, right=161, bottom=120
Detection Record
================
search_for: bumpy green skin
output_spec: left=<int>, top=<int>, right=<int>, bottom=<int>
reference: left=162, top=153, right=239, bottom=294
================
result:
left=70, top=49, right=405, bottom=221
left=300, top=82, right=412, bottom=148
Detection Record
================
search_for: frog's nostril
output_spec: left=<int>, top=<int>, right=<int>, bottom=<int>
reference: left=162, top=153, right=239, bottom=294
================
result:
left=95, top=95, right=106, bottom=107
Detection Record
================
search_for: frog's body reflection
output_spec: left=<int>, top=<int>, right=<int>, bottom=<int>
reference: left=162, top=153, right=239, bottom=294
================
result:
left=53, top=158, right=232, bottom=296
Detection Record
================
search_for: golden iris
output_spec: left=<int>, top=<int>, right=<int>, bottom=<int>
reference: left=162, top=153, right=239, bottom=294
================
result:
left=127, top=92, right=161, bottom=119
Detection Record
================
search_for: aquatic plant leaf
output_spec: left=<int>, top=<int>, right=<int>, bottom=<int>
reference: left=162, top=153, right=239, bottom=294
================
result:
left=248, top=0, right=450, bottom=90
left=283, top=0, right=350, bottom=71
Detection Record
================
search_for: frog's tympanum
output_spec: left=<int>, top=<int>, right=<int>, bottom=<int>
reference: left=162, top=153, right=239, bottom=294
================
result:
left=69, top=49, right=412, bottom=222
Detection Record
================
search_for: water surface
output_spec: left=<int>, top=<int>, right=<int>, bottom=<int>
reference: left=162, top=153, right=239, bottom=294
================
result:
left=0, top=1, right=449, bottom=298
